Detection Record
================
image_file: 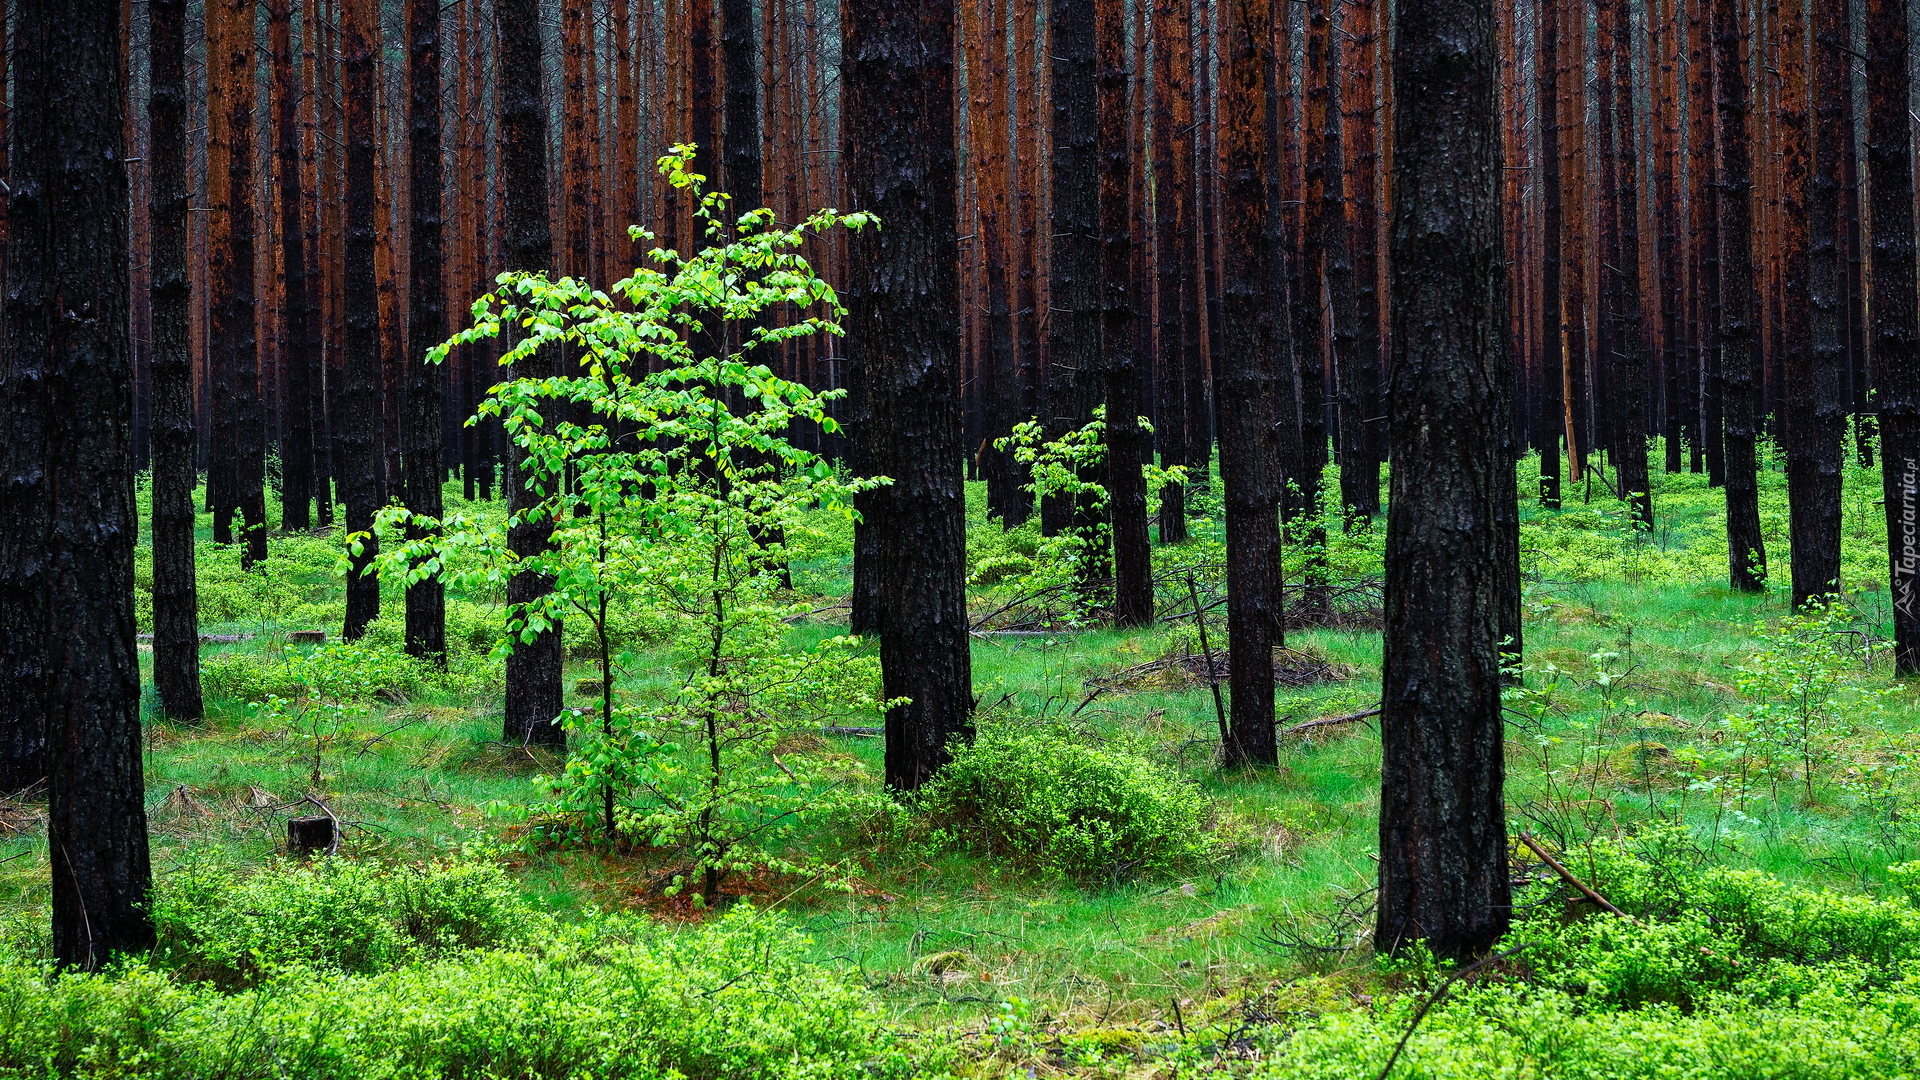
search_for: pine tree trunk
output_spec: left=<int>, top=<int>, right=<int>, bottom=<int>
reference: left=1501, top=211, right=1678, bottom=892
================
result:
left=274, top=0, right=317, bottom=534
left=1535, top=0, right=1564, bottom=509
left=1716, top=0, right=1767, bottom=591
left=1097, top=0, right=1150, bottom=627
left=219, top=0, right=267, bottom=567
left=496, top=0, right=564, bottom=743
left=405, top=0, right=447, bottom=662
left=7, top=0, right=156, bottom=969
left=844, top=0, right=974, bottom=792
left=1341, top=0, right=1384, bottom=521
left=1150, top=0, right=1192, bottom=544
left=1868, top=0, right=1920, bottom=670
left=1379, top=0, right=1512, bottom=963
left=341, top=0, right=383, bottom=640
left=1792, top=0, right=1846, bottom=607
left=1603, top=0, right=1652, bottom=529
left=146, top=0, right=205, bottom=724
left=1216, top=0, right=1282, bottom=769
left=1040, top=0, right=1098, bottom=546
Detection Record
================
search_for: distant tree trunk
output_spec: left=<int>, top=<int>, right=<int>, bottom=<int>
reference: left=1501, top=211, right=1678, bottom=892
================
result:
left=1289, top=0, right=1330, bottom=598
left=1150, top=0, right=1192, bottom=544
left=1715, top=0, right=1766, bottom=592
left=146, top=0, right=204, bottom=724
left=273, top=0, right=317, bottom=534
left=1535, top=0, right=1564, bottom=510
left=1340, top=0, right=1384, bottom=521
left=7, top=0, right=156, bottom=970
left=1687, top=0, right=1722, bottom=486
left=1790, top=0, right=1845, bottom=608
left=404, top=0, right=447, bottom=663
left=1216, top=0, right=1282, bottom=769
left=1044, top=0, right=1098, bottom=542
left=1602, top=0, right=1651, bottom=529
left=496, top=0, right=564, bottom=742
left=964, top=0, right=1020, bottom=528
left=1868, top=0, right=1920, bottom=670
left=218, top=0, right=267, bottom=567
left=341, top=0, right=383, bottom=641
left=1378, top=0, right=1512, bottom=963
left=844, top=0, right=974, bottom=791
left=1097, top=0, right=1150, bottom=627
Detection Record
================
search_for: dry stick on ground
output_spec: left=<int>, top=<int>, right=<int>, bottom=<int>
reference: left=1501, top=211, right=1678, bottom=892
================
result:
left=1278, top=705, right=1382, bottom=739
left=1186, top=571, right=1231, bottom=748
left=1518, top=832, right=1634, bottom=919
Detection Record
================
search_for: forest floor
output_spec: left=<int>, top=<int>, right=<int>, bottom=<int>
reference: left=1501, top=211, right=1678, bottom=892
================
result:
left=4, top=444, right=1918, bottom=1076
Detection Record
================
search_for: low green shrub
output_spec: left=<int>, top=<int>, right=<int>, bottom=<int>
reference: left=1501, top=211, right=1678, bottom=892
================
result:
left=1510, top=829, right=1920, bottom=1009
left=1246, top=982, right=1920, bottom=1080
left=913, top=723, right=1221, bottom=882
left=0, top=904, right=923, bottom=1080
left=149, top=855, right=528, bottom=986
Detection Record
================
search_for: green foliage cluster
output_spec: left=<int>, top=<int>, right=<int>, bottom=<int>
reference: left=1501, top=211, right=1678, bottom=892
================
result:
left=0, top=901, right=916, bottom=1080
left=912, top=723, right=1222, bottom=882
left=148, top=854, right=528, bottom=986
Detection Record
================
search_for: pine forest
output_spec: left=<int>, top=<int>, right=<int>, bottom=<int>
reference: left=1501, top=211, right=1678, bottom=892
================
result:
left=8, top=0, right=1920, bottom=1073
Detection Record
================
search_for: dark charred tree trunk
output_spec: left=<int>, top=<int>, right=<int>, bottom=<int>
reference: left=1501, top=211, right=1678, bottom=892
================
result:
left=274, top=0, right=317, bottom=534
left=1044, top=0, right=1098, bottom=542
left=6, top=0, right=156, bottom=969
left=1378, top=0, right=1512, bottom=963
left=147, top=0, right=204, bottom=723
left=219, top=0, right=267, bottom=567
left=1791, top=0, right=1845, bottom=608
left=1151, top=0, right=1192, bottom=544
left=341, top=0, right=383, bottom=641
left=1340, top=0, right=1384, bottom=521
left=1216, top=0, right=1282, bottom=769
left=844, top=0, right=974, bottom=791
left=405, top=0, right=447, bottom=664
left=1098, top=0, right=1150, bottom=626
left=1715, top=0, right=1766, bottom=592
left=722, top=0, right=762, bottom=213
left=1602, top=0, right=1651, bottom=529
left=1868, top=0, right=1920, bottom=669
left=1535, top=0, right=1564, bottom=509
left=497, top=0, right=564, bottom=742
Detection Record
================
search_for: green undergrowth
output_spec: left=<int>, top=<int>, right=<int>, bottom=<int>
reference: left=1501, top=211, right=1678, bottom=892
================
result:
left=0, top=436, right=1903, bottom=1075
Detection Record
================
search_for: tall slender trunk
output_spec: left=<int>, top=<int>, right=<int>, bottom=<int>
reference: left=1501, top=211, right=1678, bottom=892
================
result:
left=497, top=0, right=564, bottom=743
left=6, top=0, right=156, bottom=970
left=1868, top=0, right=1920, bottom=669
left=1215, top=0, right=1282, bottom=769
left=1341, top=0, right=1384, bottom=520
left=1785, top=0, right=1839, bottom=607
left=1716, top=0, right=1766, bottom=591
left=1535, top=0, right=1564, bottom=509
left=1603, top=0, right=1652, bottom=528
left=1379, top=0, right=1511, bottom=965
left=1044, top=0, right=1099, bottom=544
left=1150, top=0, right=1193, bottom=543
left=146, top=0, right=204, bottom=724
left=219, top=0, right=267, bottom=566
left=274, top=0, right=317, bottom=534
left=844, top=0, right=974, bottom=791
left=341, top=0, right=383, bottom=641
left=1098, top=0, right=1150, bottom=626
left=404, top=0, right=447, bottom=662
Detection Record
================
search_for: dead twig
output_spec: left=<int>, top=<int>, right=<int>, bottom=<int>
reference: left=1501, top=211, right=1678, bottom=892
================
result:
left=1518, top=832, right=1633, bottom=920
left=1279, top=705, right=1382, bottom=739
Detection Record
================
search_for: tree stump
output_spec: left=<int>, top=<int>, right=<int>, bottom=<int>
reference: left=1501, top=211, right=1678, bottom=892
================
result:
left=288, top=815, right=335, bottom=855
left=287, top=630, right=326, bottom=644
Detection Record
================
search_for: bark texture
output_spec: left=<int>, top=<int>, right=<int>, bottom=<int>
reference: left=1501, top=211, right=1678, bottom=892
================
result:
left=6, top=0, right=156, bottom=969
left=1379, top=0, right=1512, bottom=962
left=843, top=0, right=975, bottom=791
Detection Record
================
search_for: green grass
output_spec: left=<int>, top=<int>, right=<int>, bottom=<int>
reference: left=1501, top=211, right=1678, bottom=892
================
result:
left=6, top=439, right=1917, bottom=1073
